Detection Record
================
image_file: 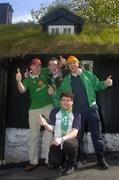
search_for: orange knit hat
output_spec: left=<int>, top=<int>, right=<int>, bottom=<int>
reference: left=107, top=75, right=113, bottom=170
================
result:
left=67, top=55, right=79, bottom=64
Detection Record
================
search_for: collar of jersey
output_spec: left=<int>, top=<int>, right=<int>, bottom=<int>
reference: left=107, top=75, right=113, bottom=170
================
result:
left=30, top=71, right=40, bottom=79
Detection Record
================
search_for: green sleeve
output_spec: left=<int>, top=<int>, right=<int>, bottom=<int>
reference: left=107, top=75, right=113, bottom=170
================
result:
left=89, top=71, right=107, bottom=91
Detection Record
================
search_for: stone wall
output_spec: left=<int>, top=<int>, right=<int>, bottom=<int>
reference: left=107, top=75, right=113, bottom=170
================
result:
left=5, top=128, right=30, bottom=163
left=83, top=133, right=119, bottom=153
left=5, top=128, right=42, bottom=163
left=5, top=128, right=119, bottom=163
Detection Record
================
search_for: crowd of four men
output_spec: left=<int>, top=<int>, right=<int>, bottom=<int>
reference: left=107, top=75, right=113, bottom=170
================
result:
left=16, top=55, right=113, bottom=175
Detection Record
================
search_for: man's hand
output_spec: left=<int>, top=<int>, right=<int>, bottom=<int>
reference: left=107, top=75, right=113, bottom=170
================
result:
left=24, top=68, right=29, bottom=78
left=105, top=75, right=113, bottom=87
left=38, top=115, right=47, bottom=126
left=53, top=137, right=62, bottom=146
left=16, top=68, right=22, bottom=82
left=59, top=56, right=66, bottom=67
left=48, top=85, right=54, bottom=95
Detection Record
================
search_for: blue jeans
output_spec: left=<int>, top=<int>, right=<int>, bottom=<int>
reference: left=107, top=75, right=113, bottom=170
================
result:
left=77, top=105, right=104, bottom=160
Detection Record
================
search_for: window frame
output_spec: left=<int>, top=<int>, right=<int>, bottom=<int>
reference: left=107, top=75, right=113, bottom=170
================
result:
left=48, top=25, right=74, bottom=34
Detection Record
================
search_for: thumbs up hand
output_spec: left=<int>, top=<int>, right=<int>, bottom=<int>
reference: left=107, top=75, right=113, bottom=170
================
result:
left=59, top=55, right=66, bottom=67
left=16, top=68, right=22, bottom=82
left=24, top=68, right=29, bottom=78
left=48, top=85, right=54, bottom=95
left=105, top=75, right=113, bottom=87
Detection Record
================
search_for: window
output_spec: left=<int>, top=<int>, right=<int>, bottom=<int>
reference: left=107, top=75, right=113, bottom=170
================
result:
left=48, top=25, right=74, bottom=34
left=51, top=28, right=59, bottom=34
left=55, top=28, right=59, bottom=34
left=51, top=28, right=55, bottom=34
left=63, top=27, right=71, bottom=34
left=80, top=61, right=93, bottom=71
left=68, top=28, right=71, bottom=33
left=63, top=28, right=67, bottom=33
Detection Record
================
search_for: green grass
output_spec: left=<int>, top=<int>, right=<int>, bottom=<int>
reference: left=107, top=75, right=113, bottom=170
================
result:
left=0, top=23, right=119, bottom=58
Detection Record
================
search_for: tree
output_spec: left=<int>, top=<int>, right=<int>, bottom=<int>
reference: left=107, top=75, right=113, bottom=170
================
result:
left=31, top=0, right=119, bottom=24
left=31, top=4, right=48, bottom=23
left=77, top=0, right=119, bottom=24
left=31, top=0, right=74, bottom=23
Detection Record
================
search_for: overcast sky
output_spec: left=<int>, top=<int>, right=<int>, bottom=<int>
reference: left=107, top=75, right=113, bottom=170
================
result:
left=0, top=0, right=54, bottom=23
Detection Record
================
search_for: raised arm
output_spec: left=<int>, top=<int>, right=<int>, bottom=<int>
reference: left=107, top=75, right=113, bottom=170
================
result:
left=16, top=68, right=26, bottom=93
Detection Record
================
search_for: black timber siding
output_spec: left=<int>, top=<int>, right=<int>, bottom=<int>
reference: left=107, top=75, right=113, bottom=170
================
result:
left=0, top=60, right=7, bottom=161
left=0, top=54, right=119, bottom=133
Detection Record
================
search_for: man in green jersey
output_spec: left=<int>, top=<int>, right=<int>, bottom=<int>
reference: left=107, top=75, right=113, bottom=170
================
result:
left=16, top=58, right=52, bottom=171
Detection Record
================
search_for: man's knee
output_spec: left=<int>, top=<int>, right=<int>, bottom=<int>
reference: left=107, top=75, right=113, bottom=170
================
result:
left=63, top=139, right=78, bottom=153
left=49, top=145, right=63, bottom=168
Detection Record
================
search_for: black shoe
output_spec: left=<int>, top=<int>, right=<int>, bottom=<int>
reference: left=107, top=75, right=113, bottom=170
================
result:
left=63, top=167, right=74, bottom=175
left=39, top=158, right=45, bottom=166
left=45, top=163, right=54, bottom=169
left=75, top=161, right=83, bottom=170
left=75, top=159, right=88, bottom=170
left=25, top=164, right=39, bottom=171
left=61, top=160, right=68, bottom=172
left=97, top=158, right=109, bottom=170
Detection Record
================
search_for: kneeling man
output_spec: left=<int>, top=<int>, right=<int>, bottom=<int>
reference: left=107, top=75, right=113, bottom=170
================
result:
left=38, top=91, right=81, bottom=175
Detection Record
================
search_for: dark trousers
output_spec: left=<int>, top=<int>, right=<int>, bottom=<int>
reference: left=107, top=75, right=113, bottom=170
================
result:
left=49, top=138, right=79, bottom=168
left=77, top=106, right=104, bottom=160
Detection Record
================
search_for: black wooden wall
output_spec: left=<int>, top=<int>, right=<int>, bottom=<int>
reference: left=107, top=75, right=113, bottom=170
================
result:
left=1, top=54, right=119, bottom=133
left=93, top=56, right=119, bottom=133
left=0, top=60, right=7, bottom=161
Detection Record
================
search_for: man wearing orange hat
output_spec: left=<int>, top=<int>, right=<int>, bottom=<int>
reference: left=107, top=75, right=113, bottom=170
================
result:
left=54, top=55, right=113, bottom=170
left=16, top=58, right=52, bottom=171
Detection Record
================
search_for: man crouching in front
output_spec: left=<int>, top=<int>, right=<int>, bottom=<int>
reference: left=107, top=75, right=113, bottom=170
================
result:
left=38, top=91, right=81, bottom=175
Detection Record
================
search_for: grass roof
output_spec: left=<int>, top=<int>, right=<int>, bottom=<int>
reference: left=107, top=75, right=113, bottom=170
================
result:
left=0, top=23, right=119, bottom=59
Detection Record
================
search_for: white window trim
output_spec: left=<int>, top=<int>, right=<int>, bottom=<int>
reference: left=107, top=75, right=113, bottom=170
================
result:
left=81, top=61, right=93, bottom=72
left=48, top=25, right=74, bottom=34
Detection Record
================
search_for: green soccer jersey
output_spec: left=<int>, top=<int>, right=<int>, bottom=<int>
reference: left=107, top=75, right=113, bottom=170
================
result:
left=23, top=67, right=51, bottom=109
